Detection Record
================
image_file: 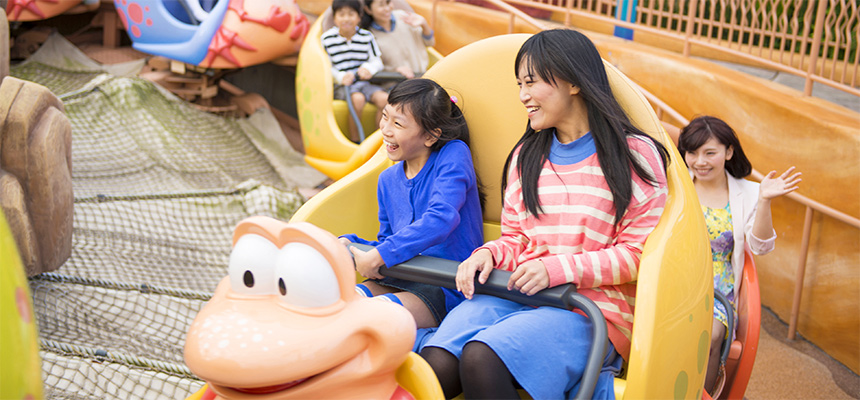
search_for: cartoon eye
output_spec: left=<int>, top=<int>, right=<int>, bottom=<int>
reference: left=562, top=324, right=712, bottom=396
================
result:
left=274, top=243, right=341, bottom=308
left=228, top=234, right=280, bottom=296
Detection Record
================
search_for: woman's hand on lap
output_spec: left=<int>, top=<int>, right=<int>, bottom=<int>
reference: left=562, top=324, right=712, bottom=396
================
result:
left=508, top=259, right=549, bottom=295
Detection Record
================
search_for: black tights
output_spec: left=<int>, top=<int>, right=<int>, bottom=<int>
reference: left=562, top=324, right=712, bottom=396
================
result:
left=421, top=346, right=462, bottom=399
left=421, top=343, right=519, bottom=400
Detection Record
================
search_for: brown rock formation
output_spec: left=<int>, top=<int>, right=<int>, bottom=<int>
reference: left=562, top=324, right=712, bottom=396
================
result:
left=0, top=76, right=73, bottom=276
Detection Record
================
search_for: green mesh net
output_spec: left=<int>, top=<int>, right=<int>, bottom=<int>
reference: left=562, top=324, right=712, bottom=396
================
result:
left=12, top=34, right=321, bottom=400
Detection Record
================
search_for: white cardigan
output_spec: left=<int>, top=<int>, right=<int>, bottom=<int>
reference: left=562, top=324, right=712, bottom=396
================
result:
left=691, top=170, right=777, bottom=300
left=726, top=172, right=776, bottom=300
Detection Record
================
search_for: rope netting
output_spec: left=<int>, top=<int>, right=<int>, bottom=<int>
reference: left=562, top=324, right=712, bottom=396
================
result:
left=11, top=34, right=323, bottom=399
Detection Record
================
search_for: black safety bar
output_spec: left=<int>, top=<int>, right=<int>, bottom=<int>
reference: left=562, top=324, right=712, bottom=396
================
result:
left=369, top=71, right=409, bottom=85
left=714, top=290, right=734, bottom=365
left=343, top=84, right=366, bottom=142
left=348, top=243, right=608, bottom=400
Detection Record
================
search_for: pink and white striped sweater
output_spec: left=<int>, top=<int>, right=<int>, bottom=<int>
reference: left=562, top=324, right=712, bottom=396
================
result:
left=482, top=135, right=668, bottom=360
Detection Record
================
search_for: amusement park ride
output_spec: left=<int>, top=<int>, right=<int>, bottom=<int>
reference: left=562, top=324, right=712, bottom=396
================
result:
left=6, top=0, right=308, bottom=68
left=1, top=0, right=857, bottom=399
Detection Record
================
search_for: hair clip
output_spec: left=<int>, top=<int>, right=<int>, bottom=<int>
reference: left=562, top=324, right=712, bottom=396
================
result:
left=450, top=95, right=458, bottom=104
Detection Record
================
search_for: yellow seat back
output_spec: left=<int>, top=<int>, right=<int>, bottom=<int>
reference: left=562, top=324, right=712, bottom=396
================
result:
left=292, top=33, right=711, bottom=400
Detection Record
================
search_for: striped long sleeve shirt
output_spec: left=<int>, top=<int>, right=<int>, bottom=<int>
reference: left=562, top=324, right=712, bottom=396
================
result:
left=321, top=26, right=384, bottom=84
left=481, top=135, right=668, bottom=360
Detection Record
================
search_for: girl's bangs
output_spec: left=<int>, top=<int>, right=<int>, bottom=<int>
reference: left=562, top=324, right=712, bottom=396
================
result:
left=517, top=51, right=557, bottom=87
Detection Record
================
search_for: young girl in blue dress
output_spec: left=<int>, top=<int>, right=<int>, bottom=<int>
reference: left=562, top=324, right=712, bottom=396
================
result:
left=678, top=116, right=801, bottom=395
left=339, top=78, right=484, bottom=331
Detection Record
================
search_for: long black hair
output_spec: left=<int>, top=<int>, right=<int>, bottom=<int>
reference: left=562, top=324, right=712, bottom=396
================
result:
left=388, top=78, right=486, bottom=206
left=503, top=29, right=670, bottom=223
left=678, top=115, right=752, bottom=179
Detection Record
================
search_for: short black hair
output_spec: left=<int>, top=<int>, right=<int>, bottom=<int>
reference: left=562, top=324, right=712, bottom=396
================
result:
left=678, top=115, right=752, bottom=178
left=332, top=0, right=362, bottom=15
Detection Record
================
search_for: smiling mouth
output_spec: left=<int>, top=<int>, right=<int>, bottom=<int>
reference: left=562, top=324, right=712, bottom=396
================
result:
left=212, top=353, right=358, bottom=397
left=384, top=141, right=399, bottom=151
left=221, top=376, right=313, bottom=396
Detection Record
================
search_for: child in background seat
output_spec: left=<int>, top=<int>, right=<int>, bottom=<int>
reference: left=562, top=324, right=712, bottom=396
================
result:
left=321, top=0, right=389, bottom=142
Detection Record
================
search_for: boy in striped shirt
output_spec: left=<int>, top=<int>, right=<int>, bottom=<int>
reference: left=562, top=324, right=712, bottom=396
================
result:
left=322, top=0, right=388, bottom=142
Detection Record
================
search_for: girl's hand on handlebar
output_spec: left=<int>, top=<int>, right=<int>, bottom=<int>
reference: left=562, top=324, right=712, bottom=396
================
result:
left=508, top=259, right=549, bottom=296
left=456, top=248, right=494, bottom=299
left=350, top=247, right=384, bottom=280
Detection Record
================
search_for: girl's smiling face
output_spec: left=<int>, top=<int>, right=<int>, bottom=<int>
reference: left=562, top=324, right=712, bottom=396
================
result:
left=684, top=136, right=733, bottom=182
left=516, top=59, right=585, bottom=141
left=379, top=103, right=437, bottom=177
left=365, top=0, right=392, bottom=25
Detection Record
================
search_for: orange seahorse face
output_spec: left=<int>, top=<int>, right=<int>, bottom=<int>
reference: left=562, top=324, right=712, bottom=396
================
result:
left=184, top=217, right=416, bottom=399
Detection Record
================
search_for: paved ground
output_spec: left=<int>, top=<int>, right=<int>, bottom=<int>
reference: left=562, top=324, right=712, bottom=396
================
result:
left=746, top=307, right=859, bottom=399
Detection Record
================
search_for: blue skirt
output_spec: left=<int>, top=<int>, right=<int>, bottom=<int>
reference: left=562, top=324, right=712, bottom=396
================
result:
left=422, top=295, right=622, bottom=400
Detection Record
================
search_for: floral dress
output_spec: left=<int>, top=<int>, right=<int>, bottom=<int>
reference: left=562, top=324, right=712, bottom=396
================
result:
left=703, top=203, right=736, bottom=338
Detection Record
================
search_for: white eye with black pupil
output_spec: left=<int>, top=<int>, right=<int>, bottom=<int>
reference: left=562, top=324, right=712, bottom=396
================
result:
left=228, top=234, right=278, bottom=295
left=275, top=243, right=340, bottom=308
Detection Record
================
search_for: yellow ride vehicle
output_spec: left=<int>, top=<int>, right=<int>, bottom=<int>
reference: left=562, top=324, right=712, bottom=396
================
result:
left=291, top=33, right=714, bottom=399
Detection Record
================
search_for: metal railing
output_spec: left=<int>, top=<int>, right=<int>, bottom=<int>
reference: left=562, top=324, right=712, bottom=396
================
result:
left=634, top=0, right=859, bottom=96
left=428, top=0, right=860, bottom=340
left=437, top=0, right=859, bottom=97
